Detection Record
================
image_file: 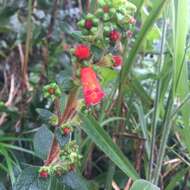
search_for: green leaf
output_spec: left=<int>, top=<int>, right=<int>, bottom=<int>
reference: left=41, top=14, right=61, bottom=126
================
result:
left=130, top=77, right=153, bottom=108
left=134, top=103, right=150, bottom=158
left=33, top=125, right=54, bottom=160
left=79, top=113, right=139, bottom=180
left=165, top=167, right=189, bottom=190
left=97, top=67, right=118, bottom=85
left=55, top=128, right=70, bottom=148
left=58, top=172, right=91, bottom=190
left=0, top=7, right=17, bottom=24
left=101, top=117, right=125, bottom=127
left=37, top=0, right=52, bottom=9
left=36, top=108, right=53, bottom=121
left=56, top=70, right=73, bottom=92
left=172, top=0, right=190, bottom=153
left=0, top=182, right=6, bottom=190
left=130, top=179, right=160, bottom=190
left=14, top=167, right=50, bottom=190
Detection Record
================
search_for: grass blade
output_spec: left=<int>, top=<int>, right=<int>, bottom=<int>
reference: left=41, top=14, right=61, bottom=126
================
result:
left=79, top=113, right=139, bottom=180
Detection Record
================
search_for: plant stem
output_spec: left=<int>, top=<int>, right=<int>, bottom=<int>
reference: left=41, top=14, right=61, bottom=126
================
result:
left=152, top=87, right=174, bottom=185
left=105, top=161, right=116, bottom=190
left=148, top=19, right=167, bottom=181
left=60, top=85, right=79, bottom=124
left=23, top=0, right=33, bottom=89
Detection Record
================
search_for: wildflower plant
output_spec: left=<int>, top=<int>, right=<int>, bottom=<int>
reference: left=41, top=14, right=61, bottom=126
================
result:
left=1, top=0, right=188, bottom=189
left=14, top=0, right=140, bottom=189
left=34, top=0, right=136, bottom=185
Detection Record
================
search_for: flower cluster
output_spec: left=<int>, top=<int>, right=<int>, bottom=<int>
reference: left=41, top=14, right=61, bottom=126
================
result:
left=71, top=1, right=136, bottom=106
left=39, top=141, right=82, bottom=178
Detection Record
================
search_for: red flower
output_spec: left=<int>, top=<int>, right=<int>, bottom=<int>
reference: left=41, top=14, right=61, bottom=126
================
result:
left=63, top=127, right=71, bottom=136
left=85, top=19, right=93, bottom=30
left=112, top=55, right=123, bottom=67
left=74, top=44, right=91, bottom=60
left=109, top=30, right=121, bottom=42
left=80, top=67, right=105, bottom=106
left=39, top=170, right=49, bottom=178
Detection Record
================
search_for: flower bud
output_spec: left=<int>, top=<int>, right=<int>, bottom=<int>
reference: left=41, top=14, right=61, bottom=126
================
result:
left=39, top=166, right=50, bottom=178
left=109, top=30, right=121, bottom=42
left=84, top=19, right=93, bottom=30
left=74, top=44, right=91, bottom=61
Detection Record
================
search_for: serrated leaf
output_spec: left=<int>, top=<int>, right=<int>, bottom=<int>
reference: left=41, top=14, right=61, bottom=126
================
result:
left=33, top=125, right=54, bottom=160
left=14, top=167, right=50, bottom=190
left=79, top=113, right=138, bottom=180
left=130, top=179, right=160, bottom=190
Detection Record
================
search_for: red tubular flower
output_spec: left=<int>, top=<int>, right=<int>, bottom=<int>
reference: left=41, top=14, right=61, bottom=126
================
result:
left=80, top=67, right=105, bottom=106
left=85, top=19, right=93, bottom=30
left=74, top=44, right=91, bottom=61
left=109, top=30, right=121, bottom=42
left=112, top=55, right=123, bottom=67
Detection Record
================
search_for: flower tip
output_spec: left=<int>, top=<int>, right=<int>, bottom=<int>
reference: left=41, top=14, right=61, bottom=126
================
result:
left=39, top=170, right=49, bottom=178
left=80, top=67, right=105, bottom=107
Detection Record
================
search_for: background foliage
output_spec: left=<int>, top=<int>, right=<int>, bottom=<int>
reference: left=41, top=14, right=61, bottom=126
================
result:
left=0, top=0, right=190, bottom=189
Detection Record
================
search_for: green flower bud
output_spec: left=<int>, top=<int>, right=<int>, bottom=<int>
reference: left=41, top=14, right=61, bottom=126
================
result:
left=77, top=19, right=85, bottom=27
left=110, top=8, right=116, bottom=14
left=91, top=27, right=98, bottom=34
left=104, top=25, right=110, bottom=33
left=86, top=13, right=94, bottom=19
left=103, top=13, right=110, bottom=21
left=49, top=114, right=59, bottom=126
left=43, top=82, right=61, bottom=101
left=96, top=8, right=103, bottom=16
left=93, top=18, right=99, bottom=25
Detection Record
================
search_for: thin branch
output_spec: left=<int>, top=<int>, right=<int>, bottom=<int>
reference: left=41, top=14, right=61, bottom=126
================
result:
left=47, top=0, right=59, bottom=40
left=112, top=180, right=120, bottom=190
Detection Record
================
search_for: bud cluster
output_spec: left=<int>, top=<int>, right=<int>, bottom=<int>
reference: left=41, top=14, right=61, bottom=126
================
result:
left=39, top=141, right=82, bottom=179
left=43, top=83, right=61, bottom=101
